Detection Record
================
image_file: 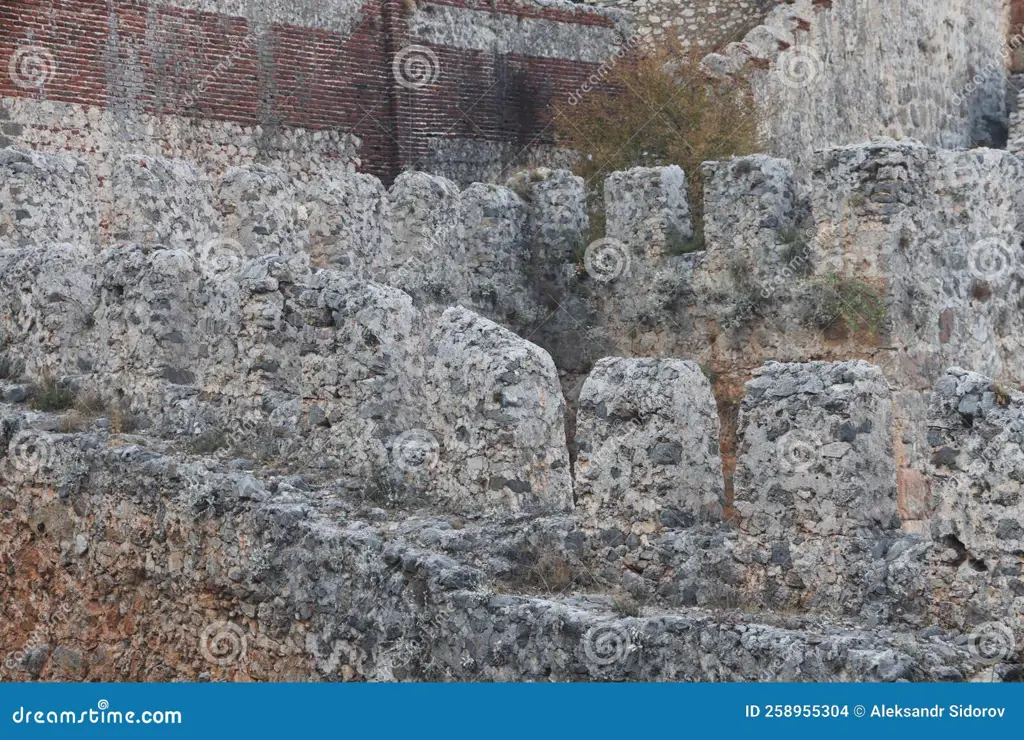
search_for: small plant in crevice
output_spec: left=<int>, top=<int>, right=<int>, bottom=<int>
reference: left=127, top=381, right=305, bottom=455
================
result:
left=106, top=397, right=139, bottom=434
left=808, top=273, right=887, bottom=336
left=0, top=352, right=24, bottom=381
left=498, top=545, right=599, bottom=595
left=186, top=429, right=229, bottom=455
left=776, top=226, right=814, bottom=277
left=611, top=590, right=642, bottom=617
left=28, top=375, right=76, bottom=412
left=700, top=362, right=718, bottom=386
left=664, top=216, right=706, bottom=256
left=361, top=465, right=406, bottom=510
left=725, top=256, right=772, bottom=328
left=992, top=382, right=1014, bottom=407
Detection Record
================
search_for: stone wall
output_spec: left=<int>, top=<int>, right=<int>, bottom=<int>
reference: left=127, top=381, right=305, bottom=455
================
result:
left=585, top=0, right=780, bottom=50
left=3, top=140, right=1024, bottom=680
left=0, top=0, right=629, bottom=187
left=702, top=0, right=1010, bottom=169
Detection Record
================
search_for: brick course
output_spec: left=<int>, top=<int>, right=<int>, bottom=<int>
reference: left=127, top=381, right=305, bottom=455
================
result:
left=0, top=0, right=624, bottom=183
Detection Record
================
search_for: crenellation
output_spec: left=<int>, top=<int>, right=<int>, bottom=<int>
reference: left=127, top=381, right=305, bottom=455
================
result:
left=304, top=169, right=393, bottom=279
left=574, top=357, right=723, bottom=531
left=388, top=172, right=469, bottom=309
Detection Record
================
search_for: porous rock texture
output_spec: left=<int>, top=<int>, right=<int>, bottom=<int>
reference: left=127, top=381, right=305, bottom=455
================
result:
left=423, top=307, right=573, bottom=516
left=575, top=358, right=723, bottom=530
left=0, top=147, right=97, bottom=249
left=734, top=360, right=898, bottom=539
left=1, top=142, right=1023, bottom=682
left=0, top=405, right=1005, bottom=683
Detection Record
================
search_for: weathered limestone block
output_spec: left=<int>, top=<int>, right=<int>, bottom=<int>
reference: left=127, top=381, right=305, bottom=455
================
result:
left=460, top=183, right=534, bottom=328
left=735, top=360, right=899, bottom=539
left=811, top=139, right=930, bottom=285
left=305, top=171, right=392, bottom=278
left=215, top=165, right=307, bottom=259
left=388, top=172, right=468, bottom=306
left=605, top=165, right=692, bottom=258
left=922, top=368, right=1024, bottom=647
left=0, top=244, right=97, bottom=377
left=598, top=166, right=699, bottom=336
left=507, top=168, right=587, bottom=268
left=700, top=154, right=798, bottom=292
left=88, top=247, right=209, bottom=426
left=928, top=368, right=1024, bottom=563
left=107, top=154, right=217, bottom=250
left=575, top=358, right=723, bottom=531
left=173, top=259, right=426, bottom=477
left=0, top=147, right=97, bottom=249
left=812, top=140, right=1024, bottom=387
left=291, top=270, right=427, bottom=476
left=422, top=306, right=572, bottom=515
left=924, top=149, right=1024, bottom=383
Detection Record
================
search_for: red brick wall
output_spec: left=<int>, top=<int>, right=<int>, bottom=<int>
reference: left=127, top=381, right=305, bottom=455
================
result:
left=1012, top=0, right=1024, bottom=72
left=0, top=0, right=618, bottom=183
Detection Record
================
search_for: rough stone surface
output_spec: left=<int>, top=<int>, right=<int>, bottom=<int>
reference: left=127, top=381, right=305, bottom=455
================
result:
left=389, top=172, right=469, bottom=308
left=735, top=360, right=899, bottom=539
left=702, top=0, right=1009, bottom=169
left=460, top=183, right=536, bottom=331
left=108, top=154, right=218, bottom=251
left=423, top=307, right=573, bottom=516
left=0, top=147, right=97, bottom=249
left=605, top=165, right=692, bottom=258
left=304, top=170, right=393, bottom=279
left=575, top=358, right=723, bottom=531
left=3, top=123, right=1024, bottom=681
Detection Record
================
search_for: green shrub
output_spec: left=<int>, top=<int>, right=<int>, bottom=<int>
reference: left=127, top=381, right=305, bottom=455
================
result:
left=28, top=375, right=76, bottom=412
left=810, top=273, right=887, bottom=335
left=554, top=42, right=763, bottom=249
